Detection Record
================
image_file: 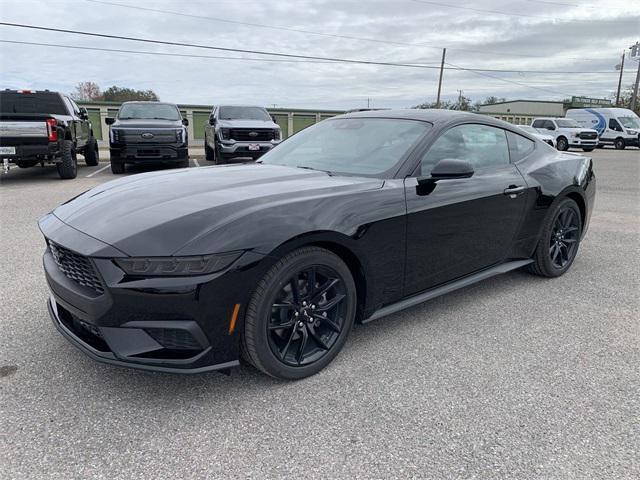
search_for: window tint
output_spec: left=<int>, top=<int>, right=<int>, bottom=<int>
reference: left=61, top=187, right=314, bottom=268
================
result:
left=543, top=120, right=556, bottom=130
left=532, top=119, right=545, bottom=128
left=0, top=92, right=68, bottom=115
left=609, top=119, right=623, bottom=131
left=506, top=130, right=535, bottom=162
left=69, top=98, right=81, bottom=114
left=420, top=124, right=509, bottom=175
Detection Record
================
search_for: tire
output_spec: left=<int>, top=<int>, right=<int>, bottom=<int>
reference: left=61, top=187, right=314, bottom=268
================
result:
left=614, top=138, right=625, bottom=150
left=110, top=159, right=125, bottom=174
left=556, top=137, right=569, bottom=151
left=176, top=158, right=189, bottom=168
left=241, top=246, right=357, bottom=379
left=582, top=147, right=595, bottom=152
left=204, top=140, right=215, bottom=162
left=84, top=137, right=99, bottom=166
left=528, top=197, right=582, bottom=278
left=56, top=140, right=77, bottom=179
left=596, top=144, right=604, bottom=149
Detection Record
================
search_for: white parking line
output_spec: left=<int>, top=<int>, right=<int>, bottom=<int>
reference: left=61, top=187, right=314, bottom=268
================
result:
left=85, top=164, right=111, bottom=178
left=192, top=158, right=200, bottom=167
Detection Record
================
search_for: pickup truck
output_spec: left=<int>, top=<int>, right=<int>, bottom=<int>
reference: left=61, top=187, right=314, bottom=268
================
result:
left=106, top=101, right=189, bottom=174
left=204, top=105, right=282, bottom=164
left=531, top=117, right=599, bottom=152
left=0, top=90, right=99, bottom=179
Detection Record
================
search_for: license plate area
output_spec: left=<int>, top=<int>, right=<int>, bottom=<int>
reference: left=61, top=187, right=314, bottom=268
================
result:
left=248, top=144, right=260, bottom=151
left=0, top=146, right=16, bottom=155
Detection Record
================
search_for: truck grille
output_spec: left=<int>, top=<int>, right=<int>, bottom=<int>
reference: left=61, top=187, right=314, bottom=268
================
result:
left=579, top=131, right=598, bottom=140
left=229, top=128, right=276, bottom=141
left=48, top=241, right=104, bottom=294
left=114, top=129, right=177, bottom=144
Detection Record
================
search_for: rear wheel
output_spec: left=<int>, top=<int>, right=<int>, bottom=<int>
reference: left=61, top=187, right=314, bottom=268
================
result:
left=56, top=140, right=77, bottom=179
left=614, top=138, right=625, bottom=150
left=241, top=247, right=357, bottom=379
left=528, top=198, right=582, bottom=278
left=556, top=137, right=569, bottom=151
left=84, top=137, right=99, bottom=166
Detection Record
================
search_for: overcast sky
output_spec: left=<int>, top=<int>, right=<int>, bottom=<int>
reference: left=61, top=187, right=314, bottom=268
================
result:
left=0, top=0, right=638, bottom=109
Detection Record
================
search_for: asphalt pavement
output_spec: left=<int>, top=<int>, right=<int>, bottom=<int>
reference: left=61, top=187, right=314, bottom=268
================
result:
left=0, top=148, right=638, bottom=479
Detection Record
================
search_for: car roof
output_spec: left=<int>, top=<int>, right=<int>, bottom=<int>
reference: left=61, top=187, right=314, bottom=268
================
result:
left=334, top=108, right=520, bottom=128
left=120, top=101, right=178, bottom=106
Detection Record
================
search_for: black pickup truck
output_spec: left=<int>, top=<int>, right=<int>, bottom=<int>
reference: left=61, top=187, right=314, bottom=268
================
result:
left=106, top=101, right=189, bottom=174
left=0, top=90, right=99, bottom=179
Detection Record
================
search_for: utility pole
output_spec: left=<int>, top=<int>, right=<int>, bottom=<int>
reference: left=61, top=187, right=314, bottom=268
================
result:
left=615, top=50, right=625, bottom=106
left=631, top=42, right=640, bottom=112
left=367, top=97, right=370, bottom=109
left=457, top=89, right=463, bottom=110
left=436, top=48, right=446, bottom=108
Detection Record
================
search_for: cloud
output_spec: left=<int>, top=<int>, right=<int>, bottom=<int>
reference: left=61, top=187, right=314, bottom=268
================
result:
left=0, top=0, right=637, bottom=108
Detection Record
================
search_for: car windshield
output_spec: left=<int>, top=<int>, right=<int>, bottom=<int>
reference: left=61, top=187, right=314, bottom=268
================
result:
left=556, top=119, right=580, bottom=128
left=118, top=103, right=180, bottom=120
left=618, top=116, right=640, bottom=129
left=218, top=106, right=271, bottom=121
left=260, top=118, right=431, bottom=177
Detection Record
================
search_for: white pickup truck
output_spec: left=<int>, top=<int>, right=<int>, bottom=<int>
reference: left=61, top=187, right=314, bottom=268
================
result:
left=531, top=117, right=599, bottom=152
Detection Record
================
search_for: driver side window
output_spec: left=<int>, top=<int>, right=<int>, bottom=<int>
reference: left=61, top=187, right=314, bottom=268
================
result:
left=420, top=124, right=510, bottom=176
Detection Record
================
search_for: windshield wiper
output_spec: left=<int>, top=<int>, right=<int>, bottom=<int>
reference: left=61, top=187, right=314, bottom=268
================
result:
left=296, top=166, right=335, bottom=176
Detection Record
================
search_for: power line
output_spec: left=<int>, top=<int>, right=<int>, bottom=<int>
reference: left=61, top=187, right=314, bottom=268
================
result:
left=408, top=0, right=555, bottom=20
left=0, top=24, right=629, bottom=76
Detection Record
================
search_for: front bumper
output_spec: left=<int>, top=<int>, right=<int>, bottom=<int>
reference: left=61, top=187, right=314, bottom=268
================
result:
left=40, top=214, right=271, bottom=373
left=111, top=143, right=188, bottom=162
left=218, top=141, right=279, bottom=158
left=568, top=139, right=598, bottom=147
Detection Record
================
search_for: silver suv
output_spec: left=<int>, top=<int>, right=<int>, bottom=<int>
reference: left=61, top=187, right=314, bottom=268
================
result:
left=204, top=105, right=282, bottom=163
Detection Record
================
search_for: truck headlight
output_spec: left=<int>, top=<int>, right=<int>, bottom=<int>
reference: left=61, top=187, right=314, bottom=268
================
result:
left=114, top=252, right=243, bottom=276
left=628, top=130, right=637, bottom=135
left=220, top=128, right=231, bottom=140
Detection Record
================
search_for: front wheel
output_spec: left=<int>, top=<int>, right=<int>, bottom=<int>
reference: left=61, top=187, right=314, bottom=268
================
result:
left=110, top=159, right=125, bottom=174
left=84, top=137, right=99, bottom=166
left=582, top=147, right=595, bottom=152
left=614, top=138, right=626, bottom=150
left=528, top=198, right=582, bottom=278
left=241, top=247, right=357, bottom=379
left=556, top=137, right=569, bottom=151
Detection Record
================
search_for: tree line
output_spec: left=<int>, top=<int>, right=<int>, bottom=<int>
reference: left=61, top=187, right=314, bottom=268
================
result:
left=71, top=81, right=159, bottom=102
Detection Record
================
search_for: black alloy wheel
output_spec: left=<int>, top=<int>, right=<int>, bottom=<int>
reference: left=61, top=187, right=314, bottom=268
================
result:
left=528, top=197, right=582, bottom=278
left=268, top=265, right=347, bottom=367
left=549, top=206, right=580, bottom=269
left=241, top=247, right=356, bottom=379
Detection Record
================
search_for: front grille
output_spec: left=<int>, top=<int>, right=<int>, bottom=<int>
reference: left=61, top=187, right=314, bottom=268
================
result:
left=229, top=128, right=276, bottom=141
left=115, top=129, right=177, bottom=144
left=579, top=131, right=598, bottom=140
left=48, top=241, right=104, bottom=294
left=145, top=328, right=201, bottom=350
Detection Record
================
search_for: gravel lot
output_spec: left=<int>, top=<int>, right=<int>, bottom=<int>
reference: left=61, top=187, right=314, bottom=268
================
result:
left=1, top=148, right=638, bottom=479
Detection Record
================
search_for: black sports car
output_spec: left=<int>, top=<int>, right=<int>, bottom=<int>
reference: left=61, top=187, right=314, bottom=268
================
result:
left=40, top=110, right=595, bottom=379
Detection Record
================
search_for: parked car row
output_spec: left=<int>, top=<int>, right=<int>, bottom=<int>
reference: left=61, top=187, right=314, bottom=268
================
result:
left=0, top=89, right=281, bottom=179
left=529, top=107, right=640, bottom=152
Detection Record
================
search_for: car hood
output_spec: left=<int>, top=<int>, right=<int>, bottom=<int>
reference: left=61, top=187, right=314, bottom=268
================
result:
left=52, top=164, right=383, bottom=256
left=112, top=118, right=183, bottom=128
left=217, top=119, right=279, bottom=129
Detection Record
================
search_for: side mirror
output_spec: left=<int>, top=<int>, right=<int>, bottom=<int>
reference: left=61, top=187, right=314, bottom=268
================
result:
left=105, top=117, right=115, bottom=125
left=79, top=107, right=89, bottom=119
left=209, top=116, right=216, bottom=126
left=271, top=115, right=277, bottom=123
left=182, top=118, right=189, bottom=126
left=430, top=158, right=474, bottom=179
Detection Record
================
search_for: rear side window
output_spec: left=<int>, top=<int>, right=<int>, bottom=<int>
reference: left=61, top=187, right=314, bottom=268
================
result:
left=506, top=131, right=535, bottom=162
left=0, top=92, right=67, bottom=115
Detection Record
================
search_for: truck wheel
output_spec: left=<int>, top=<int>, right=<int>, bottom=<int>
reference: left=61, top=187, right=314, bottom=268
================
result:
left=205, top=142, right=215, bottom=162
left=56, top=140, right=78, bottom=179
left=110, top=159, right=125, bottom=174
left=176, top=158, right=189, bottom=169
left=84, top=137, right=99, bottom=166
left=614, top=138, right=625, bottom=150
left=582, top=147, right=594, bottom=152
left=556, top=137, right=569, bottom=151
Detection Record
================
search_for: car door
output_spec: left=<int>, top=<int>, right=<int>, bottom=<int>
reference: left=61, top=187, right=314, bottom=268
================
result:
left=70, top=98, right=90, bottom=147
left=403, top=123, right=529, bottom=296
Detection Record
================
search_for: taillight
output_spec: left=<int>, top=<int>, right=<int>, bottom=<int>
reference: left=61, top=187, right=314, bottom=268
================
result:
left=46, top=118, right=58, bottom=142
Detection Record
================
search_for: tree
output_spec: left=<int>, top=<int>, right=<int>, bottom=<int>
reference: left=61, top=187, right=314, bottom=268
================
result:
left=70, top=81, right=101, bottom=101
left=611, top=83, right=640, bottom=115
left=100, top=86, right=160, bottom=102
left=414, top=95, right=474, bottom=111
left=472, top=96, right=507, bottom=111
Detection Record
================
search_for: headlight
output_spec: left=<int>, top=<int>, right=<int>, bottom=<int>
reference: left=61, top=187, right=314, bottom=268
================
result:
left=273, top=129, right=281, bottom=141
left=219, top=128, right=231, bottom=140
left=114, top=252, right=243, bottom=276
left=628, top=130, right=637, bottom=135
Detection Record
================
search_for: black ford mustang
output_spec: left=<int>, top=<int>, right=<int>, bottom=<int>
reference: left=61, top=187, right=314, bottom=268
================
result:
left=40, top=110, right=595, bottom=379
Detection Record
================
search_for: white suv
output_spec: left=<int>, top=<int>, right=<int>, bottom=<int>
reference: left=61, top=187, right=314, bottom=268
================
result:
left=531, top=117, right=599, bottom=152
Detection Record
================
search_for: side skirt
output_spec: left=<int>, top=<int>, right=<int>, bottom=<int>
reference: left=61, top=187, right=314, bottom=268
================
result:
left=363, top=259, right=533, bottom=323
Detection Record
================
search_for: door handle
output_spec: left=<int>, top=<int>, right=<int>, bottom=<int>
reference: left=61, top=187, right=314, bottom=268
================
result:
left=503, top=185, right=526, bottom=197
